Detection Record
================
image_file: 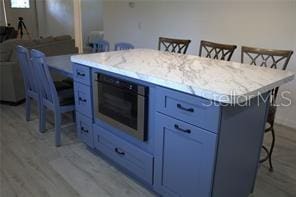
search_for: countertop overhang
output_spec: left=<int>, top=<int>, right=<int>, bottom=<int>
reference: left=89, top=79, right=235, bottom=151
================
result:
left=71, top=49, right=295, bottom=104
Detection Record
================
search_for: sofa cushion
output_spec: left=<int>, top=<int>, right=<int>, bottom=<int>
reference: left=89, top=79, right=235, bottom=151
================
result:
left=5, top=40, right=34, bottom=61
left=0, top=39, right=32, bottom=61
left=0, top=50, right=11, bottom=61
left=34, top=36, right=54, bottom=44
left=54, top=35, right=71, bottom=41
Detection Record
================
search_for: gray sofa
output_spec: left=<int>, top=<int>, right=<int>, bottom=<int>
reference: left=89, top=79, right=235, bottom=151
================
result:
left=0, top=35, right=78, bottom=104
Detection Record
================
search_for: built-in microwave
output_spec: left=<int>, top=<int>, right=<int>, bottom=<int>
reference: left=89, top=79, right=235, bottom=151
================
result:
left=93, top=72, right=148, bottom=141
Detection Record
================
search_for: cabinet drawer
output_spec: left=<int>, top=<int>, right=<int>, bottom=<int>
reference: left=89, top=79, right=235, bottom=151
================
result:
left=158, top=112, right=216, bottom=142
left=93, top=124, right=154, bottom=184
left=74, top=82, right=92, bottom=117
left=156, top=87, right=220, bottom=132
left=73, top=64, right=91, bottom=85
left=76, top=113, right=94, bottom=148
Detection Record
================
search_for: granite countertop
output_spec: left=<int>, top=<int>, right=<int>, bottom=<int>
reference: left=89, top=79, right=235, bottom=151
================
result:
left=71, top=49, right=294, bottom=104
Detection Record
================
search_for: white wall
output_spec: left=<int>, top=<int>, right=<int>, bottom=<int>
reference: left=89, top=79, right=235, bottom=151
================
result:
left=37, top=0, right=74, bottom=37
left=104, top=0, right=296, bottom=128
left=35, top=0, right=46, bottom=37
left=81, top=0, right=103, bottom=47
left=36, top=0, right=103, bottom=48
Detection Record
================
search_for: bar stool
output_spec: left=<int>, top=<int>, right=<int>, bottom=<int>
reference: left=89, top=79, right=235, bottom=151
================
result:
left=158, top=37, right=191, bottom=54
left=92, top=40, right=110, bottom=53
left=16, top=45, right=73, bottom=127
left=199, top=40, right=237, bottom=61
left=16, top=45, right=40, bottom=122
left=115, top=42, right=134, bottom=51
left=31, top=49, right=75, bottom=146
left=241, top=46, right=293, bottom=171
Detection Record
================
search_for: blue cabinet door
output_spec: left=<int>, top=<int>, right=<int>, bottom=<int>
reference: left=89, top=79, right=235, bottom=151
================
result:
left=76, top=112, right=94, bottom=148
left=154, top=113, right=217, bottom=197
left=74, top=82, right=92, bottom=118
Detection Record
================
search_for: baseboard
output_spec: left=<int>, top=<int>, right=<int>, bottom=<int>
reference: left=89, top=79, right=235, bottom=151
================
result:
left=0, top=99, right=25, bottom=106
left=275, top=118, right=296, bottom=130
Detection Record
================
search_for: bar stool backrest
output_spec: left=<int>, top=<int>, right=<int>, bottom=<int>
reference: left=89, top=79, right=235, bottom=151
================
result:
left=115, top=42, right=134, bottom=51
left=199, top=40, right=237, bottom=61
left=158, top=37, right=191, bottom=54
left=31, top=49, right=59, bottom=106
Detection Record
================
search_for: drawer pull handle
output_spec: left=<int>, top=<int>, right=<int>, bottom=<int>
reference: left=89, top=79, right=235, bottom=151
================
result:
left=81, top=127, right=88, bottom=133
left=79, top=97, right=87, bottom=102
left=114, top=147, right=125, bottom=156
left=177, top=104, right=194, bottom=112
left=174, top=124, right=191, bottom=134
left=77, top=72, right=86, bottom=77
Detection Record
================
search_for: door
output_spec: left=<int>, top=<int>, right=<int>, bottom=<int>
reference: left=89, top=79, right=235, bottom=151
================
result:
left=154, top=113, right=217, bottom=197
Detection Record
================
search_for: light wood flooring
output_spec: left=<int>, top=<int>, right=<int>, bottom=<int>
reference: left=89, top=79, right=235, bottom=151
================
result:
left=0, top=103, right=295, bottom=197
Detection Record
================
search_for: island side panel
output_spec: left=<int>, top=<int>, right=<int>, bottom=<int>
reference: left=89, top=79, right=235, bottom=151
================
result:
left=212, top=93, right=270, bottom=197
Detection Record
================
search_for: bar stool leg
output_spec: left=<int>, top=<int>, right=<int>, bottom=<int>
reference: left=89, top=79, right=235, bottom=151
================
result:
left=268, top=128, right=275, bottom=172
left=39, top=104, right=47, bottom=133
left=54, top=111, right=61, bottom=147
left=25, top=95, right=31, bottom=121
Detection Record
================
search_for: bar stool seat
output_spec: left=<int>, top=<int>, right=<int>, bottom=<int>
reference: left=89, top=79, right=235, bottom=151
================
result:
left=54, top=81, right=73, bottom=91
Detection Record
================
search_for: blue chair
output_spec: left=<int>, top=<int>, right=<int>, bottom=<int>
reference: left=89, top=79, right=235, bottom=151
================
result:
left=92, top=40, right=110, bottom=53
left=16, top=45, right=39, bottom=122
left=114, top=42, right=135, bottom=51
left=31, top=49, right=75, bottom=146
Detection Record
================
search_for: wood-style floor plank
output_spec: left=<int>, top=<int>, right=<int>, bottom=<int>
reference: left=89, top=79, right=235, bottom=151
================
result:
left=0, top=103, right=295, bottom=197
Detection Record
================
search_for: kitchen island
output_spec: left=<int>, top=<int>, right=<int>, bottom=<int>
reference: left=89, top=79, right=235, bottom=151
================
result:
left=70, top=49, right=294, bottom=197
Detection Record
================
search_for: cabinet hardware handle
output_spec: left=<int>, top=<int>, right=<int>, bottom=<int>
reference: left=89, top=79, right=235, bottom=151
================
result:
left=114, top=147, right=125, bottom=156
left=81, top=127, right=88, bottom=133
left=79, top=97, right=87, bottom=102
left=77, top=72, right=85, bottom=77
left=174, top=124, right=191, bottom=134
left=177, top=104, right=194, bottom=112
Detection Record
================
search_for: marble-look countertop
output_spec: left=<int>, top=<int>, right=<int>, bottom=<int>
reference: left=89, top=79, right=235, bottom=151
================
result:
left=71, top=49, right=294, bottom=104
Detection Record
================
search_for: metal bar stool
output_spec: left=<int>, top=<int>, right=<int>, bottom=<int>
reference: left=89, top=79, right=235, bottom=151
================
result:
left=241, top=46, right=293, bottom=171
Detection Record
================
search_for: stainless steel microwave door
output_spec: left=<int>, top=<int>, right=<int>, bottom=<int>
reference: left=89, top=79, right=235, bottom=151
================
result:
left=93, top=72, right=148, bottom=141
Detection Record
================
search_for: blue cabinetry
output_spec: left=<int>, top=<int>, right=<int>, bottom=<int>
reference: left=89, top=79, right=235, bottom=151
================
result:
left=73, top=63, right=93, bottom=147
left=76, top=112, right=94, bottom=148
left=73, top=63, right=91, bottom=85
left=74, top=82, right=92, bottom=118
left=154, top=112, right=217, bottom=197
left=156, top=87, right=220, bottom=132
left=72, top=64, right=269, bottom=197
left=93, top=124, right=154, bottom=184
